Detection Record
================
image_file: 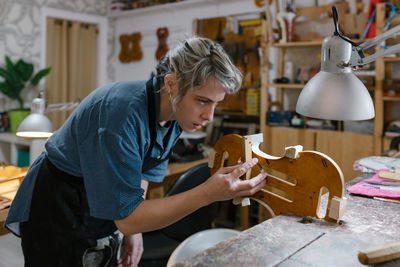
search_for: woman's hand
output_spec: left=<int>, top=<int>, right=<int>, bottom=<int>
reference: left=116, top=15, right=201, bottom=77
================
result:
left=117, top=233, right=143, bottom=267
left=201, top=158, right=267, bottom=203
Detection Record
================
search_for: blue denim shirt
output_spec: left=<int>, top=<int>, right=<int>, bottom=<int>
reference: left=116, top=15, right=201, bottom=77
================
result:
left=5, top=78, right=182, bottom=236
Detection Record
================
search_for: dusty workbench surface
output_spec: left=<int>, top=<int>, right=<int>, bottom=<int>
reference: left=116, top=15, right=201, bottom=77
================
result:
left=174, top=176, right=400, bottom=266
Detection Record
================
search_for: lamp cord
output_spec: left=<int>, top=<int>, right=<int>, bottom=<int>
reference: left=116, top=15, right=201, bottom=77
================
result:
left=332, top=5, right=358, bottom=47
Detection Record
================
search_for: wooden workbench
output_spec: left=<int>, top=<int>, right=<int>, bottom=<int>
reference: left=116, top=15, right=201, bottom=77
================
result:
left=147, top=158, right=208, bottom=199
left=174, top=175, right=400, bottom=266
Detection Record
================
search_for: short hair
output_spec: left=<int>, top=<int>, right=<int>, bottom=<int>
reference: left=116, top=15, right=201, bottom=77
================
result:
left=154, top=36, right=242, bottom=106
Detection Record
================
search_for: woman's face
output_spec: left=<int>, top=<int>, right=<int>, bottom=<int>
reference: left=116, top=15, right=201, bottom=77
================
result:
left=173, top=76, right=226, bottom=132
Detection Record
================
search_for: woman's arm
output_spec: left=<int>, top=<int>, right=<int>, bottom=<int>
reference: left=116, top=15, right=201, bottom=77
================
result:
left=117, top=179, right=148, bottom=267
left=115, top=158, right=266, bottom=236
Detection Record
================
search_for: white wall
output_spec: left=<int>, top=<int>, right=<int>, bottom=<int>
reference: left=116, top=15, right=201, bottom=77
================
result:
left=112, top=0, right=371, bottom=86
left=0, top=0, right=110, bottom=112
left=113, top=0, right=266, bottom=82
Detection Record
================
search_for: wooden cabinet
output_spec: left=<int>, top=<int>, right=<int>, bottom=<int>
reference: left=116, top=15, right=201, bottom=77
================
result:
left=262, top=126, right=374, bottom=182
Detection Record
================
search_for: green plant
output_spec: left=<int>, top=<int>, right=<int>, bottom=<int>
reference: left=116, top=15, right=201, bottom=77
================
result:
left=0, top=55, right=51, bottom=109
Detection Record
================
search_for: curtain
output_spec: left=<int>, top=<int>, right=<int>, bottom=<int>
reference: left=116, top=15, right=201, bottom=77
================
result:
left=45, top=18, right=97, bottom=130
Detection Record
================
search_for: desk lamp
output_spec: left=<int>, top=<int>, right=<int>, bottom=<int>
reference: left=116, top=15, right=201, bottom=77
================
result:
left=296, top=6, right=400, bottom=121
left=16, top=94, right=79, bottom=138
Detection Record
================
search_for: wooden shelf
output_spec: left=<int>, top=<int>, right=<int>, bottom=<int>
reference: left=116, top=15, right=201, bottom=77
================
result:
left=383, top=57, right=400, bottom=63
left=268, top=83, right=305, bottom=89
left=383, top=96, right=400, bottom=101
left=268, top=38, right=372, bottom=48
left=108, top=0, right=245, bottom=17
left=269, top=82, right=374, bottom=91
left=269, top=40, right=323, bottom=47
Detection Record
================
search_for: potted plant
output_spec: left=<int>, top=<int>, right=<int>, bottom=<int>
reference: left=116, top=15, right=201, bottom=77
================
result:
left=0, top=55, right=51, bottom=133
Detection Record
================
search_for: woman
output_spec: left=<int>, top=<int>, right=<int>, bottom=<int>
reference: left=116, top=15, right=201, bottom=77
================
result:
left=5, top=36, right=267, bottom=266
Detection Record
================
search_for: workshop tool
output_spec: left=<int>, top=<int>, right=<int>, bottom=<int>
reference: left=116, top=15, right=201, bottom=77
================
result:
left=283, top=0, right=296, bottom=42
left=276, top=12, right=287, bottom=43
left=363, top=0, right=384, bottom=39
left=260, top=0, right=274, bottom=43
left=209, top=134, right=347, bottom=223
left=361, top=1, right=396, bottom=41
left=366, top=180, right=400, bottom=186
left=358, top=241, right=400, bottom=265
left=363, top=184, right=400, bottom=192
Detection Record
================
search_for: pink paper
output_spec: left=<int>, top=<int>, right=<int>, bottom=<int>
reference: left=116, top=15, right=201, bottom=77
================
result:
left=347, top=172, right=400, bottom=200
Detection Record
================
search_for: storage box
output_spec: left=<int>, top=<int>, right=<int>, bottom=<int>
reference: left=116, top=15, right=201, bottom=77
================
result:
left=246, top=88, right=259, bottom=115
left=17, top=149, right=30, bottom=167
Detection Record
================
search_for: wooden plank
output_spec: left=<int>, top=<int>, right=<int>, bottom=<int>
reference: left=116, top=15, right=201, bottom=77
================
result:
left=358, top=241, right=400, bottom=265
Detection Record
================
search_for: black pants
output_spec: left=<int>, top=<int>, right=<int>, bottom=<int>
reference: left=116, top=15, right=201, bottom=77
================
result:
left=20, top=157, right=120, bottom=267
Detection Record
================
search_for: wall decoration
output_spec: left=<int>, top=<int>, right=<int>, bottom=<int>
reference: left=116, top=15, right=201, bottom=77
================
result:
left=155, top=27, right=168, bottom=61
left=119, top=32, right=143, bottom=63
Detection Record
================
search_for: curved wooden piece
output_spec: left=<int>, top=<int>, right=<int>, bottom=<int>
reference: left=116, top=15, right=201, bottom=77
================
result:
left=210, top=134, right=347, bottom=223
left=119, top=32, right=143, bottom=63
left=155, top=27, right=169, bottom=61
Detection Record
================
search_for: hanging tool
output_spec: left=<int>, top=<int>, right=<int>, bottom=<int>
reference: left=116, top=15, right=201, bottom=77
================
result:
left=362, top=1, right=396, bottom=41
left=363, top=0, right=383, bottom=39
left=276, top=13, right=287, bottom=43
left=282, top=0, right=296, bottom=42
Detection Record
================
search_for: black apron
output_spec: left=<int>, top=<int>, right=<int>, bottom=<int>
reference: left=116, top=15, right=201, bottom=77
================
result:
left=142, top=77, right=172, bottom=173
left=20, top=78, right=171, bottom=267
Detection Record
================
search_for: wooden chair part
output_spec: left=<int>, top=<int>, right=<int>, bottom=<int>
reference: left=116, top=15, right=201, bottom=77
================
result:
left=209, top=134, right=347, bottom=223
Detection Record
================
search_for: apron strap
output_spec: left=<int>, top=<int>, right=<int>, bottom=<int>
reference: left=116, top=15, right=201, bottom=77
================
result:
left=142, top=78, right=170, bottom=173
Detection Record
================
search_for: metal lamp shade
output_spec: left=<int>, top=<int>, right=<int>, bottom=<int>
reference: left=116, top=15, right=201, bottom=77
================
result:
left=16, top=113, right=53, bottom=138
left=295, top=35, right=375, bottom=121
left=296, top=71, right=375, bottom=121
left=16, top=98, right=54, bottom=138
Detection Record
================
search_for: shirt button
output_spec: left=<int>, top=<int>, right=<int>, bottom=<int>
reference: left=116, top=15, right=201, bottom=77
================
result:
left=157, top=156, right=161, bottom=159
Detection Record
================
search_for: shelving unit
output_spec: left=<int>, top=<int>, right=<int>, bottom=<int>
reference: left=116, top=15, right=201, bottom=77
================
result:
left=0, top=133, right=47, bottom=166
left=373, top=3, right=400, bottom=153
left=258, top=14, right=386, bottom=182
left=107, top=0, right=245, bottom=18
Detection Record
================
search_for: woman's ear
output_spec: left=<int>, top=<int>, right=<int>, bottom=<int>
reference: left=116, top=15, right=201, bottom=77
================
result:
left=164, top=74, right=178, bottom=95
